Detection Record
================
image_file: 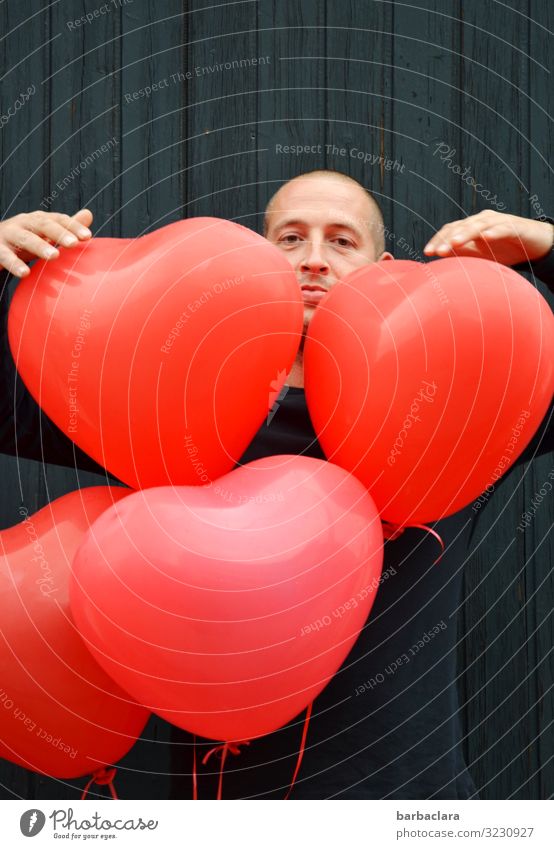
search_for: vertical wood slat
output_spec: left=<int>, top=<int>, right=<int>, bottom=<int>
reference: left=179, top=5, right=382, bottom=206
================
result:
left=164, top=0, right=268, bottom=799
left=120, top=0, right=184, bottom=236
left=257, top=0, right=328, bottom=227
left=0, top=1, right=49, bottom=801
left=48, top=1, right=122, bottom=235
left=0, top=0, right=54, bottom=524
left=391, top=1, right=463, bottom=255
left=12, top=0, right=124, bottom=801
left=116, top=0, right=188, bottom=801
left=0, top=1, right=52, bottom=801
left=528, top=0, right=554, bottom=802
left=318, top=2, right=395, bottom=227
left=184, top=0, right=260, bottom=230
left=457, top=0, right=537, bottom=799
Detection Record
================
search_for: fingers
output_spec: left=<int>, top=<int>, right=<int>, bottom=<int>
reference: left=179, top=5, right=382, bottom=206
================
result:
left=25, top=215, right=88, bottom=247
left=35, top=210, right=92, bottom=242
left=73, top=208, right=94, bottom=230
left=0, top=209, right=93, bottom=276
left=0, top=244, right=32, bottom=278
left=424, top=210, right=507, bottom=256
left=11, top=227, right=62, bottom=259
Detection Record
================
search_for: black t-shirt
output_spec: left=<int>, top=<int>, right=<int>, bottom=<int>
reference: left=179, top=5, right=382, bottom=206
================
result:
left=0, top=251, right=553, bottom=799
left=207, top=391, right=481, bottom=799
left=191, top=385, right=553, bottom=800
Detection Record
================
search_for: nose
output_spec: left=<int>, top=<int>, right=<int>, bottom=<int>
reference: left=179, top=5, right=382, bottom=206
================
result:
left=299, top=239, right=330, bottom=277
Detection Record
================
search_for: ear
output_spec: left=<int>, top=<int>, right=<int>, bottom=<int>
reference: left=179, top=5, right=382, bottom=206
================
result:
left=378, top=251, right=394, bottom=261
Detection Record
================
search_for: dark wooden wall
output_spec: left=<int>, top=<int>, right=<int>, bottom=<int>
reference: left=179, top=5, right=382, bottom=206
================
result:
left=0, top=0, right=552, bottom=799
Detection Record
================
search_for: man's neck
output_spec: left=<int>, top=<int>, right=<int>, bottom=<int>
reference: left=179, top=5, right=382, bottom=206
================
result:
left=286, top=339, right=305, bottom=388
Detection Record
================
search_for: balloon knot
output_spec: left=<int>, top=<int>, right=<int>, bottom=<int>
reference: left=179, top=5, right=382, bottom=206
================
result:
left=382, top=521, right=405, bottom=541
left=202, top=740, right=250, bottom=766
left=91, top=766, right=117, bottom=786
left=81, top=767, right=118, bottom=800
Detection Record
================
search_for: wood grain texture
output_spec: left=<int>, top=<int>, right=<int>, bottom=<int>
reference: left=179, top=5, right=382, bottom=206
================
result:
left=526, top=0, right=554, bottom=801
left=0, top=0, right=552, bottom=800
left=119, top=0, right=185, bottom=236
left=456, top=0, right=551, bottom=800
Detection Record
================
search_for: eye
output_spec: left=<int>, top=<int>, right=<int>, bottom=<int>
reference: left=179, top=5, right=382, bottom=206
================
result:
left=331, top=236, right=356, bottom=249
left=278, top=233, right=302, bottom=245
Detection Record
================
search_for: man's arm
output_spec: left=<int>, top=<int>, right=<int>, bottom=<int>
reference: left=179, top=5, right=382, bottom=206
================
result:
left=424, top=209, right=554, bottom=464
left=0, top=209, right=107, bottom=473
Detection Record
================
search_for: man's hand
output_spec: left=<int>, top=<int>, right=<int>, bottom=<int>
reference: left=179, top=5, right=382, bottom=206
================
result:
left=423, top=210, right=554, bottom=266
left=0, top=209, right=93, bottom=278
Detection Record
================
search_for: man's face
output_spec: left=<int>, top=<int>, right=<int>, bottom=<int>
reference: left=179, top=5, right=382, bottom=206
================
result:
left=265, top=175, right=387, bottom=331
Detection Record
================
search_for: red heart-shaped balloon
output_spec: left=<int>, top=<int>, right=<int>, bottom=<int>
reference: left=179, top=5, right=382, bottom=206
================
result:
left=70, top=456, right=383, bottom=742
left=304, top=258, right=554, bottom=524
left=9, top=218, right=303, bottom=488
left=0, top=488, right=149, bottom=778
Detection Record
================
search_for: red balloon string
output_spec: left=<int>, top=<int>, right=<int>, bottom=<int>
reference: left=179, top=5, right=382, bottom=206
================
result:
left=284, top=701, right=313, bottom=799
left=201, top=740, right=250, bottom=800
left=382, top=521, right=445, bottom=565
left=411, top=524, right=445, bottom=565
left=81, top=767, right=118, bottom=800
left=191, top=703, right=313, bottom=800
left=192, top=735, right=198, bottom=800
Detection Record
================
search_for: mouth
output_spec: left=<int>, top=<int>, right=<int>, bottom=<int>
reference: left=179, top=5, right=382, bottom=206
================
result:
left=300, top=284, right=328, bottom=306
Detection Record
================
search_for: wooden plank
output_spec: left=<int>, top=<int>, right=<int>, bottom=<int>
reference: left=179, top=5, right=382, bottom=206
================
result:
left=47, top=0, right=122, bottom=236
left=120, top=0, right=184, bottom=235
left=184, top=0, right=261, bottom=231
left=387, top=1, right=490, bottom=799
left=256, top=0, right=328, bottom=229
left=114, top=0, right=189, bottom=800
left=30, top=0, right=122, bottom=798
left=165, top=0, right=266, bottom=798
left=0, top=0, right=53, bottom=801
left=457, top=0, right=539, bottom=799
left=0, top=0, right=148, bottom=802
left=391, top=0, right=463, bottom=257
left=526, top=0, right=554, bottom=800
left=323, top=0, right=396, bottom=230
left=0, top=1, right=51, bottom=218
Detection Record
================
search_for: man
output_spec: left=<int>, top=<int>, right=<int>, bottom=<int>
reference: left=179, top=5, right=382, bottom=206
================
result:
left=230, top=172, right=554, bottom=800
left=0, top=171, right=552, bottom=799
left=263, top=171, right=554, bottom=387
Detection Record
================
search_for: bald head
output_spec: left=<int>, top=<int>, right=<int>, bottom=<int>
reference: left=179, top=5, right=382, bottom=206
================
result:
left=264, top=170, right=385, bottom=256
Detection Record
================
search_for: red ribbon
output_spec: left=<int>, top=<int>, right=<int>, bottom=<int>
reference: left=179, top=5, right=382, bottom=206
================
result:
left=382, top=521, right=445, bottom=565
left=81, top=767, right=118, bottom=800
left=284, top=701, right=312, bottom=799
left=411, top=523, right=445, bottom=565
left=192, top=701, right=313, bottom=800
left=201, top=740, right=250, bottom=800
left=192, top=735, right=198, bottom=800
